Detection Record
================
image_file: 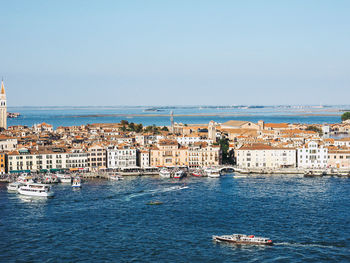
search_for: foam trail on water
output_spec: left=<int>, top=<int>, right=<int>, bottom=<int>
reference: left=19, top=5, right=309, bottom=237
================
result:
left=274, top=242, right=336, bottom=249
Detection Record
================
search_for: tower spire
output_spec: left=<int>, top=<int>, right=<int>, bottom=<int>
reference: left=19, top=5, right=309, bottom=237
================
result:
left=1, top=78, right=5, bottom=95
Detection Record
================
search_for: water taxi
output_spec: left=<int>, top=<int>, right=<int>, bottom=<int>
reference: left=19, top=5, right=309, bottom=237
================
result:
left=72, top=177, right=81, bottom=188
left=213, top=234, right=273, bottom=245
left=18, top=183, right=54, bottom=197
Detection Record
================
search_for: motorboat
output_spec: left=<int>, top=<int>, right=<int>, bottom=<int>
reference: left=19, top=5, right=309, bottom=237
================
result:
left=72, top=177, right=81, bottom=188
left=191, top=168, right=203, bottom=177
left=7, top=182, right=24, bottom=192
left=159, top=168, right=171, bottom=178
left=146, top=201, right=163, bottom=205
left=109, top=173, right=124, bottom=181
left=56, top=173, right=72, bottom=183
left=173, top=170, right=186, bottom=179
left=205, top=168, right=221, bottom=178
left=212, top=234, right=273, bottom=245
left=18, top=183, right=54, bottom=197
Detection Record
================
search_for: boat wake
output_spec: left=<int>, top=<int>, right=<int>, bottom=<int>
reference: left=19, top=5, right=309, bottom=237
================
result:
left=125, top=185, right=188, bottom=201
left=274, top=242, right=338, bottom=249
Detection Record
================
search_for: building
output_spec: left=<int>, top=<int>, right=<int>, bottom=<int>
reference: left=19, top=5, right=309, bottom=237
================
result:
left=33, top=123, right=54, bottom=133
left=0, top=135, right=17, bottom=151
left=297, top=141, right=328, bottom=169
left=0, top=153, right=6, bottom=174
left=235, top=144, right=297, bottom=169
left=150, top=140, right=188, bottom=167
left=66, top=149, right=88, bottom=171
left=138, top=149, right=150, bottom=168
left=107, top=145, right=137, bottom=168
left=0, top=80, right=7, bottom=129
left=87, top=144, right=107, bottom=171
left=327, top=149, right=350, bottom=169
left=188, top=142, right=221, bottom=168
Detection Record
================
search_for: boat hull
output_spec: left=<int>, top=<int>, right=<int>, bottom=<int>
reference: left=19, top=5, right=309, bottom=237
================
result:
left=18, top=189, right=54, bottom=197
left=213, top=236, right=273, bottom=245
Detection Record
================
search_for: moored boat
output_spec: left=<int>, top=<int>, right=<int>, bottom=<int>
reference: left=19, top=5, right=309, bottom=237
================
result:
left=191, top=168, right=203, bottom=177
left=173, top=169, right=186, bottom=179
left=205, top=168, right=221, bottom=178
left=7, top=182, right=24, bottom=192
left=159, top=168, right=171, bottom=178
left=212, top=234, right=273, bottom=245
left=18, top=183, right=54, bottom=197
left=109, top=173, right=124, bottom=181
left=56, top=173, right=72, bottom=183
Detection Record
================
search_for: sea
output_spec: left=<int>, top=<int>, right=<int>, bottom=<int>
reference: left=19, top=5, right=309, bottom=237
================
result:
left=6, top=105, right=348, bottom=128
left=0, top=175, right=349, bottom=262
left=1, top=106, right=350, bottom=262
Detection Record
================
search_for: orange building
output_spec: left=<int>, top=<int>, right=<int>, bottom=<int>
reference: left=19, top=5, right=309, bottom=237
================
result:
left=0, top=153, right=6, bottom=174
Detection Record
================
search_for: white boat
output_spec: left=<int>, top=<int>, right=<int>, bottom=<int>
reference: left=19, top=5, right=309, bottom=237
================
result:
left=109, top=173, right=124, bottom=181
left=173, top=170, right=186, bottom=179
left=18, top=183, right=54, bottom=197
left=233, top=175, right=247, bottom=179
left=72, top=177, right=81, bottom=188
left=213, top=234, right=273, bottom=245
left=56, top=173, right=72, bottom=183
left=7, top=182, right=24, bottom=192
left=159, top=168, right=171, bottom=178
left=17, top=174, right=34, bottom=184
left=205, top=168, right=221, bottom=178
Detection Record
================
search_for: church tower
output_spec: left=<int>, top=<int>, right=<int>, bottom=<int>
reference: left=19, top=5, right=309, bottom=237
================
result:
left=0, top=80, right=7, bottom=129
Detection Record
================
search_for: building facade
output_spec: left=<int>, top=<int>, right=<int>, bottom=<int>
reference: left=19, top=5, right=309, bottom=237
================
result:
left=297, top=141, right=328, bottom=169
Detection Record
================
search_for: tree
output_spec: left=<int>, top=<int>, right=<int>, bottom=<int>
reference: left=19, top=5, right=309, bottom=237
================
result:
left=161, top=126, right=169, bottom=131
left=135, top=124, right=143, bottom=133
left=120, top=120, right=129, bottom=126
left=218, top=138, right=234, bottom=164
left=305, top=125, right=322, bottom=136
left=341, top=112, right=350, bottom=122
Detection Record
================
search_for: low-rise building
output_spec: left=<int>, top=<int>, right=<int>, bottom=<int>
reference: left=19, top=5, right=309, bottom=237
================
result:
left=297, top=141, right=328, bottom=169
left=235, top=144, right=296, bottom=169
left=107, top=145, right=137, bottom=168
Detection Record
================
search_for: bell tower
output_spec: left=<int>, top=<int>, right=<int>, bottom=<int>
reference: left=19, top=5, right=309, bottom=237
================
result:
left=0, top=79, right=7, bottom=129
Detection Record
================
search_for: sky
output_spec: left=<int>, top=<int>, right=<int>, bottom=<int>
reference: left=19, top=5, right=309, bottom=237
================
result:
left=1, top=0, right=350, bottom=106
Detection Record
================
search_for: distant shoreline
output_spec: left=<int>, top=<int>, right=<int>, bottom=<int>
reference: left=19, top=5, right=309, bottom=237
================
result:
left=70, top=113, right=342, bottom=118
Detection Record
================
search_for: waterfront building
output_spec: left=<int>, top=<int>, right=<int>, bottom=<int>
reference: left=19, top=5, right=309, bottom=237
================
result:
left=235, top=144, right=297, bottom=169
left=327, top=149, right=350, bottom=169
left=66, top=149, right=88, bottom=171
left=188, top=142, right=221, bottom=168
left=297, top=141, right=328, bottom=169
left=87, top=144, right=107, bottom=171
left=107, top=144, right=137, bottom=168
left=0, top=80, right=7, bottom=130
left=138, top=149, right=150, bottom=168
left=7, top=148, right=68, bottom=172
left=0, top=152, right=6, bottom=174
left=150, top=140, right=188, bottom=167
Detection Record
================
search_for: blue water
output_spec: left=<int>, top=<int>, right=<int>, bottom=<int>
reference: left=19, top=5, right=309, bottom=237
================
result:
left=1, top=175, right=349, bottom=262
left=7, top=106, right=344, bottom=128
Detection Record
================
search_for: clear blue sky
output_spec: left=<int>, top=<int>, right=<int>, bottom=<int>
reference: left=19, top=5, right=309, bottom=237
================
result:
left=1, top=0, right=349, bottom=106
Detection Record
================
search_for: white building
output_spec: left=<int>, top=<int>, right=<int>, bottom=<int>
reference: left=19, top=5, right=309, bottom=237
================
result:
left=176, top=135, right=213, bottom=146
left=0, top=135, right=17, bottom=151
left=7, top=148, right=69, bottom=172
left=107, top=145, right=137, bottom=168
left=235, top=144, right=297, bottom=169
left=297, top=141, right=328, bottom=169
left=138, top=149, right=150, bottom=168
left=334, top=137, right=350, bottom=147
left=66, top=149, right=88, bottom=170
